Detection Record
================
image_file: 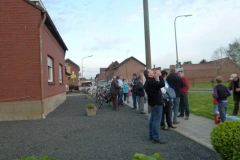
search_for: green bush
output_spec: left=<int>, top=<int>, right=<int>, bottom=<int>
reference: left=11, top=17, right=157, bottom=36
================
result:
left=132, top=153, right=163, bottom=160
left=210, top=120, right=240, bottom=160
left=14, top=155, right=55, bottom=160
left=86, top=103, right=96, bottom=109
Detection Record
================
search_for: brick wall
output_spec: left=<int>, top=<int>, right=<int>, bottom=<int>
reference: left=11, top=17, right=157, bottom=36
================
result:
left=99, top=72, right=106, bottom=81
left=184, top=58, right=240, bottom=83
left=0, top=0, right=42, bottom=102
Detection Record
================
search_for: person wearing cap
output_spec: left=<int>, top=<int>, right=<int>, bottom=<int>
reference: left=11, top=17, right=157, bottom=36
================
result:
left=228, top=74, right=240, bottom=116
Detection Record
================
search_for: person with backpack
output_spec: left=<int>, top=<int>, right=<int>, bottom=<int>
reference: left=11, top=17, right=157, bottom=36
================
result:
left=213, top=76, right=231, bottom=122
left=160, top=70, right=177, bottom=130
left=166, top=69, right=183, bottom=124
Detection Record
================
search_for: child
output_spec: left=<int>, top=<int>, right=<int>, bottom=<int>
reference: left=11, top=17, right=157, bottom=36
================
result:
left=212, top=93, right=218, bottom=114
left=126, top=86, right=131, bottom=103
left=213, top=76, right=231, bottom=122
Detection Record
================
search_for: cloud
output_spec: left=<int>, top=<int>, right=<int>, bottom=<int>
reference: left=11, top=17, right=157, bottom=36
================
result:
left=151, top=7, right=160, bottom=12
left=82, top=36, right=129, bottom=52
left=124, top=14, right=141, bottom=23
left=165, top=1, right=172, bottom=5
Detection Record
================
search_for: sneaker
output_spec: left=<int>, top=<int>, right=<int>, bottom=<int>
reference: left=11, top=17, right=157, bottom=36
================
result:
left=153, top=139, right=166, bottom=144
left=149, top=137, right=153, bottom=141
left=185, top=117, right=189, bottom=120
left=177, top=114, right=184, bottom=117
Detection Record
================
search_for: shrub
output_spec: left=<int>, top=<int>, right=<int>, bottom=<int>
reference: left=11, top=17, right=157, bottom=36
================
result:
left=86, top=103, right=96, bottom=109
left=14, top=155, right=55, bottom=160
left=210, top=120, right=240, bottom=160
left=132, top=153, right=163, bottom=160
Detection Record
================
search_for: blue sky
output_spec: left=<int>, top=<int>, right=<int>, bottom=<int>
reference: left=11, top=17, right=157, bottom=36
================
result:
left=41, top=0, right=240, bottom=79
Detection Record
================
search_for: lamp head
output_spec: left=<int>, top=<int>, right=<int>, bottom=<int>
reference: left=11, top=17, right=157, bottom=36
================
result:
left=185, top=14, right=192, bottom=17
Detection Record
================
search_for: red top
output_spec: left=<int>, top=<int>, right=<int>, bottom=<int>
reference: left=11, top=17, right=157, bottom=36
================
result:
left=212, top=93, right=218, bottom=104
left=181, top=76, right=189, bottom=94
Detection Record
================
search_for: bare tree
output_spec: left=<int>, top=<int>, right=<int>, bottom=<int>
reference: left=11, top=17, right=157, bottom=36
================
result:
left=212, top=47, right=227, bottom=60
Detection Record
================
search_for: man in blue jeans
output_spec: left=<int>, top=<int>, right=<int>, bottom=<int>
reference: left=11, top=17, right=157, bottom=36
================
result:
left=144, top=69, right=166, bottom=144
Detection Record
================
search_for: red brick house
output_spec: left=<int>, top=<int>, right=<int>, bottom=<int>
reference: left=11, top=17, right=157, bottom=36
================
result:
left=65, top=59, right=80, bottom=87
left=175, top=57, right=240, bottom=83
left=105, top=61, right=119, bottom=81
left=0, top=0, right=68, bottom=121
left=113, top=56, right=146, bottom=81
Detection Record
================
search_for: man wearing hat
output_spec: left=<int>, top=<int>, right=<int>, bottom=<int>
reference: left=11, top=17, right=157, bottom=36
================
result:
left=228, top=74, right=240, bottom=116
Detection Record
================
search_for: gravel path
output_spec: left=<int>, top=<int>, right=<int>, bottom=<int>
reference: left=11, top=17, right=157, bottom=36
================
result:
left=0, top=94, right=221, bottom=160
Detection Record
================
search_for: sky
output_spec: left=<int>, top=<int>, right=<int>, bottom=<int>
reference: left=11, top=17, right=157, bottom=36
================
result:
left=41, top=0, right=240, bottom=79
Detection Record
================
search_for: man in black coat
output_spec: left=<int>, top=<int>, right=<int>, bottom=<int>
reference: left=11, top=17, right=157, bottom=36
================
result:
left=166, top=69, right=183, bottom=124
left=110, top=76, right=121, bottom=111
left=144, top=69, right=166, bottom=144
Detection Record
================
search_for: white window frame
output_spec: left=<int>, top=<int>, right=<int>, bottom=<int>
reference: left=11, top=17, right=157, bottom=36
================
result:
left=59, top=64, right=63, bottom=83
left=47, top=56, right=53, bottom=82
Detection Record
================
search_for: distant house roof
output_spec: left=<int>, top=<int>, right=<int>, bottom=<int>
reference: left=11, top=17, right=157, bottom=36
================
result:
left=182, top=57, right=229, bottom=70
left=114, top=56, right=146, bottom=69
left=24, top=0, right=68, bottom=52
left=65, top=58, right=80, bottom=71
left=105, top=61, right=119, bottom=71
left=100, top=68, right=107, bottom=73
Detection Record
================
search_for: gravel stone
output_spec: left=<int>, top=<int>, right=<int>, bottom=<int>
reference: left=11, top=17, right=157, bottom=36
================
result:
left=0, top=94, right=221, bottom=160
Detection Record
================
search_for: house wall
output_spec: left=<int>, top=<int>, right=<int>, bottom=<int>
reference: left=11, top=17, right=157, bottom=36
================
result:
left=0, top=0, right=67, bottom=120
left=65, top=60, right=79, bottom=87
left=116, top=58, right=145, bottom=81
left=99, top=72, right=106, bottom=81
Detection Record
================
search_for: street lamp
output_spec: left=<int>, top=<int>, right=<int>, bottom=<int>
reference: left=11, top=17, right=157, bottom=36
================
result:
left=81, top=55, right=93, bottom=81
left=174, top=14, right=192, bottom=68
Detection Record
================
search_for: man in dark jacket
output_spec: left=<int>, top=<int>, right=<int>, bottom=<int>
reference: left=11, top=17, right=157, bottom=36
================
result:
left=135, top=75, right=145, bottom=114
left=178, top=71, right=190, bottom=120
left=144, top=69, right=166, bottom=144
left=228, top=74, right=240, bottom=116
left=166, top=69, right=182, bottom=124
left=132, top=73, right=138, bottom=109
left=110, top=76, right=121, bottom=111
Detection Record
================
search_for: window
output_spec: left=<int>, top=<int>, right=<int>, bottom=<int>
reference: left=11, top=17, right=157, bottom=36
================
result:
left=59, top=64, right=63, bottom=83
left=47, top=56, right=53, bottom=82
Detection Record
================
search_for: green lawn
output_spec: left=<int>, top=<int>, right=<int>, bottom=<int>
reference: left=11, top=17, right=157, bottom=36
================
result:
left=190, top=82, right=229, bottom=89
left=189, top=92, right=235, bottom=120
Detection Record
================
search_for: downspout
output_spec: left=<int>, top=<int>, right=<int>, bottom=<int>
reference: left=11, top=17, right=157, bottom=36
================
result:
left=39, top=11, right=47, bottom=119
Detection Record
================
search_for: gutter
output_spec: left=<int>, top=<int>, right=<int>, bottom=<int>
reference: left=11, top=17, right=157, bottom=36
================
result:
left=39, top=11, right=47, bottom=119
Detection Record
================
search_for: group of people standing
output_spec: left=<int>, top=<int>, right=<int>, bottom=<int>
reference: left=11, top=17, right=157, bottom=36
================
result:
left=110, top=73, right=146, bottom=114
left=110, top=69, right=190, bottom=144
left=144, top=68, right=190, bottom=144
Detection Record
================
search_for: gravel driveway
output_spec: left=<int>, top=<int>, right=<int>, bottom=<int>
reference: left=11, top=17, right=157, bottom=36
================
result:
left=0, top=94, right=221, bottom=160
